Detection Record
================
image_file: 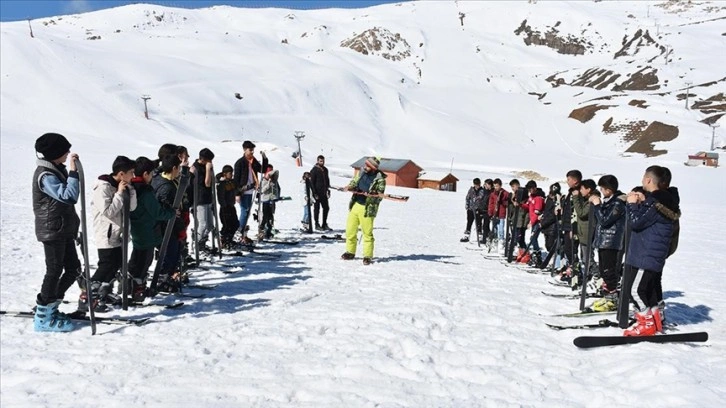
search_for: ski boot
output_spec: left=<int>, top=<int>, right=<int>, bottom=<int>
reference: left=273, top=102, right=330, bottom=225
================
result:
left=34, top=300, right=74, bottom=332
left=362, top=257, right=372, bottom=265
left=460, top=232, right=470, bottom=243
left=341, top=252, right=355, bottom=260
left=78, top=282, right=110, bottom=313
left=623, top=308, right=661, bottom=336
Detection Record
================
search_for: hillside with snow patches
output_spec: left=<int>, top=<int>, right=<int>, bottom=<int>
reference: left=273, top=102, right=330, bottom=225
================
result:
left=1, top=1, right=726, bottom=407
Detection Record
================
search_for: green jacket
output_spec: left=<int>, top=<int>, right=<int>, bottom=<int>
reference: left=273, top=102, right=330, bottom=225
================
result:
left=348, top=170, right=386, bottom=217
left=130, top=180, right=176, bottom=249
left=572, top=194, right=591, bottom=245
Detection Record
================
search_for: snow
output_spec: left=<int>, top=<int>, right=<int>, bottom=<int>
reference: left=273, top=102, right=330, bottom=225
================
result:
left=1, top=1, right=725, bottom=406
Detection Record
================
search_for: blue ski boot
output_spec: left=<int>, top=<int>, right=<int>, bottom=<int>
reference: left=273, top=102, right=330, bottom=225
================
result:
left=34, top=300, right=74, bottom=332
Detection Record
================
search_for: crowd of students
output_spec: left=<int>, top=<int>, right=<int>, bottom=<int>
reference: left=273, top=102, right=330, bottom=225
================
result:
left=30, top=134, right=284, bottom=332
left=29, top=131, right=679, bottom=337
left=461, top=167, right=680, bottom=336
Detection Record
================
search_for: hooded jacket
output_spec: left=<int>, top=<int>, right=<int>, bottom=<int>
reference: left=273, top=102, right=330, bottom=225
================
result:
left=592, top=191, right=626, bottom=250
left=625, top=188, right=681, bottom=272
left=129, top=177, right=175, bottom=249
left=260, top=169, right=280, bottom=203
left=91, top=174, right=138, bottom=249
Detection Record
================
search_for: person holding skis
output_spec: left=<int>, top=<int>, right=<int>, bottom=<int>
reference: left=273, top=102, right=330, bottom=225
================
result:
left=588, top=174, right=627, bottom=313
left=192, top=148, right=215, bottom=252
left=216, top=165, right=239, bottom=249
left=310, top=155, right=332, bottom=231
left=573, top=178, right=598, bottom=284
left=622, top=166, right=680, bottom=336
left=151, top=154, right=185, bottom=292
left=233, top=140, right=265, bottom=245
left=127, top=157, right=176, bottom=302
left=508, top=179, right=528, bottom=258
left=519, top=180, right=545, bottom=265
left=487, top=178, right=509, bottom=254
left=555, top=170, right=582, bottom=283
left=340, top=157, right=386, bottom=265
left=539, top=182, right=562, bottom=270
left=84, top=155, right=137, bottom=313
left=300, top=171, right=314, bottom=232
left=461, top=178, right=488, bottom=243
left=259, top=164, right=280, bottom=240
left=32, top=133, right=81, bottom=332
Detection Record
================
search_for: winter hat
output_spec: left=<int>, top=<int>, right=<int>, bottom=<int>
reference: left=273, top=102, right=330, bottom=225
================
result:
left=35, top=133, right=71, bottom=161
left=222, top=165, right=233, bottom=174
left=199, top=148, right=215, bottom=161
left=242, top=140, right=256, bottom=150
left=365, top=157, right=380, bottom=170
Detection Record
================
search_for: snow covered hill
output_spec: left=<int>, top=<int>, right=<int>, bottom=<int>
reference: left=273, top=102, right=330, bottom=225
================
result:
left=1, top=1, right=725, bottom=407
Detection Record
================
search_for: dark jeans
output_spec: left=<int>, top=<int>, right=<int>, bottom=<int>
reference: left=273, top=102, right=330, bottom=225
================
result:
left=39, top=239, right=81, bottom=305
left=128, top=247, right=155, bottom=280
left=219, top=205, right=239, bottom=243
left=261, top=202, right=275, bottom=236
left=161, top=239, right=180, bottom=275
left=314, top=196, right=330, bottom=226
left=465, top=210, right=483, bottom=237
left=598, top=249, right=622, bottom=290
left=562, top=231, right=578, bottom=266
left=91, top=247, right=122, bottom=284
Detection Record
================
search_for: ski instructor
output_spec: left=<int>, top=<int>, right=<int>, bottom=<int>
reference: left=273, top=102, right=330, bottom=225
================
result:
left=340, top=157, right=386, bottom=265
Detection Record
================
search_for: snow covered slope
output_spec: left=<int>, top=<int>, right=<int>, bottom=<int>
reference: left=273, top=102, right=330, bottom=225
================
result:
left=1, top=1, right=725, bottom=406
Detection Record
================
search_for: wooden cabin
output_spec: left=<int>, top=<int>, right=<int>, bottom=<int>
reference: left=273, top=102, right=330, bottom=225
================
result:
left=417, top=172, right=459, bottom=192
left=685, top=151, right=719, bottom=167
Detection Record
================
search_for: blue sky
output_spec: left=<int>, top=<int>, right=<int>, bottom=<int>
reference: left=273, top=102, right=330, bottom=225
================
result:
left=0, top=0, right=407, bottom=22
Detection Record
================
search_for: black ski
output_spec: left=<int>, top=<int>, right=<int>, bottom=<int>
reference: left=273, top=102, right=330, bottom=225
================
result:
left=263, top=239, right=299, bottom=245
left=579, top=204, right=596, bottom=311
left=185, top=284, right=218, bottom=290
left=131, top=301, right=185, bottom=309
left=541, top=291, right=598, bottom=299
left=76, top=160, right=97, bottom=334
left=321, top=234, right=345, bottom=241
left=574, top=332, right=708, bottom=348
left=546, top=319, right=622, bottom=331
left=210, top=168, right=222, bottom=260
left=547, top=309, right=616, bottom=318
left=149, top=166, right=191, bottom=294
left=121, top=189, right=131, bottom=310
left=0, top=310, right=150, bottom=326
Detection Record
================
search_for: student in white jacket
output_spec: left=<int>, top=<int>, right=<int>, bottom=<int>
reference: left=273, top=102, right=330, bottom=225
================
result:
left=81, top=156, right=137, bottom=312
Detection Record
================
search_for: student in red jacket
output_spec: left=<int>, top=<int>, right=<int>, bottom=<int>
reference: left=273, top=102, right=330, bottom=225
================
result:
left=520, top=180, right=545, bottom=265
left=487, top=178, right=509, bottom=253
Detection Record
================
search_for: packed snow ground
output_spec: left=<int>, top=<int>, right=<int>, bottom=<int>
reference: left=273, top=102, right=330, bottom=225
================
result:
left=2, top=1, right=726, bottom=406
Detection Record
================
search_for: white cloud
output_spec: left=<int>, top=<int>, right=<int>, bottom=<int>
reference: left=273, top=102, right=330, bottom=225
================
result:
left=62, top=0, right=94, bottom=15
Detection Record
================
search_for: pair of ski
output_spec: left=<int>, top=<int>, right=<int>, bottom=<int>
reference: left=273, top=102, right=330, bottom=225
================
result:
left=0, top=310, right=151, bottom=327
left=331, top=186, right=409, bottom=202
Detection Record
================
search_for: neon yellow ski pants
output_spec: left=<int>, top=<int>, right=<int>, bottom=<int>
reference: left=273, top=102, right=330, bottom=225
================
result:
left=345, top=202, right=375, bottom=258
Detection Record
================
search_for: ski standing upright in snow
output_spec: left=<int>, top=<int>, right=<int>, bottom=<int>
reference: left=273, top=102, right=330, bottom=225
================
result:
left=149, top=165, right=190, bottom=295
left=121, top=189, right=130, bottom=310
left=76, top=159, right=97, bottom=334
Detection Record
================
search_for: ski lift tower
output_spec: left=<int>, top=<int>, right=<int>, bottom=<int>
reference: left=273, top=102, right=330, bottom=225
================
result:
left=141, top=95, right=151, bottom=119
left=294, top=131, right=305, bottom=167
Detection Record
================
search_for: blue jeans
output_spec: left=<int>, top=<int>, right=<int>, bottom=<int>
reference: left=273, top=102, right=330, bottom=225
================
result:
left=237, top=194, right=254, bottom=232
left=497, top=218, right=506, bottom=241
left=302, top=205, right=310, bottom=224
